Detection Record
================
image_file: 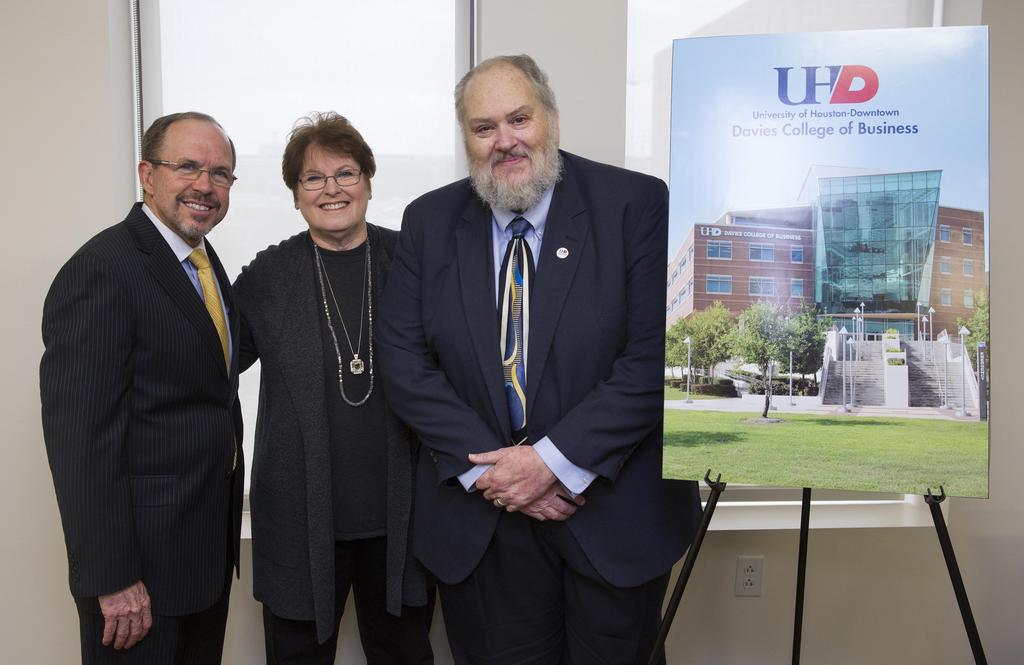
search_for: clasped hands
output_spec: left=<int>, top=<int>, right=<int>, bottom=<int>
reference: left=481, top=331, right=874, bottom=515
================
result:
left=470, top=446, right=584, bottom=521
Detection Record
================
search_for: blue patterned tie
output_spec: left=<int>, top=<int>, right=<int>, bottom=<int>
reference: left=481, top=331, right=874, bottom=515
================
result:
left=499, top=217, right=534, bottom=444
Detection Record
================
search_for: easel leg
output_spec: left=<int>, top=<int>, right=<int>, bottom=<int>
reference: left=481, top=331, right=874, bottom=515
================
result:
left=792, top=487, right=811, bottom=665
left=645, top=470, right=727, bottom=665
left=925, top=488, right=987, bottom=664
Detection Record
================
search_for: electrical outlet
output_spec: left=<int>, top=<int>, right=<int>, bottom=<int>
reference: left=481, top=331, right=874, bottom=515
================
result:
left=735, top=555, right=763, bottom=597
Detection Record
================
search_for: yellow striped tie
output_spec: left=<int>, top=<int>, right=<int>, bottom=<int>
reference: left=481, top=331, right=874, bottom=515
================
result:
left=189, top=248, right=230, bottom=370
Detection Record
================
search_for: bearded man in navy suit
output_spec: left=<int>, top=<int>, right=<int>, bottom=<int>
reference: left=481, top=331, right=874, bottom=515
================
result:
left=378, top=55, right=700, bottom=665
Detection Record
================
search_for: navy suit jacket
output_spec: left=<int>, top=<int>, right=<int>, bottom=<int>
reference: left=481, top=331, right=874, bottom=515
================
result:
left=378, top=152, right=699, bottom=587
left=40, top=203, right=244, bottom=616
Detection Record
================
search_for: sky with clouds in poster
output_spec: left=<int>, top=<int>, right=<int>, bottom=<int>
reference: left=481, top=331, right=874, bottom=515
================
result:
left=668, top=27, right=988, bottom=258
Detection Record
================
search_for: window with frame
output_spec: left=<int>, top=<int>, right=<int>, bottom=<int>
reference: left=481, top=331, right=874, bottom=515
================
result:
left=749, top=243, right=774, bottom=262
left=140, top=0, right=468, bottom=495
left=791, top=245, right=804, bottom=263
left=963, top=259, right=974, bottom=277
left=939, top=225, right=951, bottom=242
left=679, top=256, right=687, bottom=271
left=941, top=288, right=952, bottom=306
left=707, top=240, right=732, bottom=259
left=790, top=278, right=804, bottom=298
left=678, top=287, right=686, bottom=301
left=706, top=274, right=732, bottom=294
left=749, top=276, right=775, bottom=296
left=964, top=290, right=974, bottom=308
left=940, top=256, right=951, bottom=274
left=963, top=227, right=974, bottom=245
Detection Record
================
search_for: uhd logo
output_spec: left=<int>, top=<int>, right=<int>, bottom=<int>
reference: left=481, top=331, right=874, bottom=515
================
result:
left=699, top=227, right=722, bottom=237
left=775, top=65, right=878, bottom=106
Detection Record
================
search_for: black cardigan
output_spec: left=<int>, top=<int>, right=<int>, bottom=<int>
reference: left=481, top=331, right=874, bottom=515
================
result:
left=233, top=223, right=429, bottom=643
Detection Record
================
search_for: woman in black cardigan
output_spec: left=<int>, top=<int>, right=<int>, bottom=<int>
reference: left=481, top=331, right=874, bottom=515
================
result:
left=233, top=112, right=433, bottom=664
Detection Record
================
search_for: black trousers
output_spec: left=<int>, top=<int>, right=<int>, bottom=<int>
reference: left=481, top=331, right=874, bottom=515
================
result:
left=263, top=536, right=434, bottom=665
left=76, top=571, right=232, bottom=665
left=437, top=512, right=669, bottom=665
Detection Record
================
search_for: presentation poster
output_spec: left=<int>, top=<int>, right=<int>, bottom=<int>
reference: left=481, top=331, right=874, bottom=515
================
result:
left=662, top=27, right=989, bottom=497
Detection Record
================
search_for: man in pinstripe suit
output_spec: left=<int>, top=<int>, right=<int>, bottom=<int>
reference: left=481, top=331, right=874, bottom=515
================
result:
left=40, top=112, right=244, bottom=665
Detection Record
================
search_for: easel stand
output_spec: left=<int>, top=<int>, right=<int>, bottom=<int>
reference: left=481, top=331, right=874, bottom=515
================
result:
left=648, top=482, right=988, bottom=665
left=791, top=487, right=987, bottom=664
left=646, top=470, right=726, bottom=665
left=791, top=488, right=811, bottom=664
left=925, top=488, right=988, bottom=664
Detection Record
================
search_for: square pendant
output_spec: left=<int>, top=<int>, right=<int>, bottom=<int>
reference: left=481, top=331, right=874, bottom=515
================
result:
left=349, top=357, right=365, bottom=375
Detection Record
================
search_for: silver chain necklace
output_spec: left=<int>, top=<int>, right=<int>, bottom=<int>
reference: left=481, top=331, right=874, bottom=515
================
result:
left=313, top=235, right=373, bottom=407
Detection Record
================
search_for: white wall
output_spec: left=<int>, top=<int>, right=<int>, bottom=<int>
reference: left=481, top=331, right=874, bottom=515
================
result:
left=3, top=0, right=1021, bottom=663
left=478, top=0, right=628, bottom=167
left=1, top=0, right=136, bottom=660
left=945, top=1, right=1024, bottom=660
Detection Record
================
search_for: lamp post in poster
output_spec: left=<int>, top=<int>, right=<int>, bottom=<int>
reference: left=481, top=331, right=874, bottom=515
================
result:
left=789, top=350, right=795, bottom=406
left=957, top=325, right=971, bottom=417
left=940, top=332, right=951, bottom=410
left=854, top=306, right=862, bottom=361
left=858, top=311, right=864, bottom=351
left=846, top=337, right=856, bottom=408
left=684, top=336, right=693, bottom=404
left=839, top=326, right=849, bottom=412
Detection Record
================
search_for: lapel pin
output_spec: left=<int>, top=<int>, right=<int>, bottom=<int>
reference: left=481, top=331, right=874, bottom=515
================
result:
left=556, top=247, right=569, bottom=259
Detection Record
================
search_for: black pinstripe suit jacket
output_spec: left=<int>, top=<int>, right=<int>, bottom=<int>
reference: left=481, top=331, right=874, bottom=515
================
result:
left=40, top=203, right=244, bottom=616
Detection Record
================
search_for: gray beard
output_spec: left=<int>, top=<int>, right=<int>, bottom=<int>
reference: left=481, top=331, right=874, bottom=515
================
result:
left=469, top=140, right=562, bottom=212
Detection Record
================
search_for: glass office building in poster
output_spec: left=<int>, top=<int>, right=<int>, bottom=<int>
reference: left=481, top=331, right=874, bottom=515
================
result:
left=662, top=27, right=989, bottom=497
left=814, top=169, right=940, bottom=328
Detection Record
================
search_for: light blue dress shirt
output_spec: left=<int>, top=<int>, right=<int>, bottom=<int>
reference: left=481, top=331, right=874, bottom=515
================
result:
left=457, top=186, right=597, bottom=496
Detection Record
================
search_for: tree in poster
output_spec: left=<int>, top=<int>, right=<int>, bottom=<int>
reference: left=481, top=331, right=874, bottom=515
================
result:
left=733, top=301, right=786, bottom=417
left=665, top=319, right=689, bottom=379
left=666, top=302, right=737, bottom=383
left=957, top=290, right=989, bottom=371
left=781, top=302, right=831, bottom=390
left=691, top=301, right=738, bottom=382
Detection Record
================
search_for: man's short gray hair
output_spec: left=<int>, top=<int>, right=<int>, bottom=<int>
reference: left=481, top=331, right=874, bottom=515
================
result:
left=454, top=54, right=558, bottom=126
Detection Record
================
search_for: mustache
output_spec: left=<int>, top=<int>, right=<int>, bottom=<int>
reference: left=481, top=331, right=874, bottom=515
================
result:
left=177, top=191, right=220, bottom=208
left=490, top=149, right=530, bottom=167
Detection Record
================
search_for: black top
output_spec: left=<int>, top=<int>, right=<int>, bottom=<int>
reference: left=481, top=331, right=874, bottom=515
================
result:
left=315, top=242, right=388, bottom=539
left=234, top=224, right=431, bottom=638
